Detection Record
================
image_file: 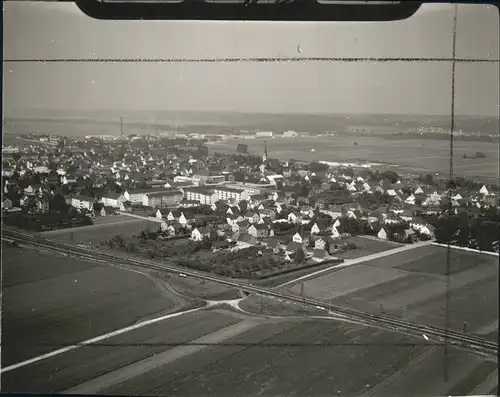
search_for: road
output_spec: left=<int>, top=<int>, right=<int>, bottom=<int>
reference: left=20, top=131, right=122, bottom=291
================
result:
left=2, top=228, right=497, bottom=361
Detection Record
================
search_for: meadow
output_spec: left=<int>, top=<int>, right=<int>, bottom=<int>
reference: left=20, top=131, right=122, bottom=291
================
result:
left=101, top=317, right=497, bottom=397
left=208, top=135, right=499, bottom=182
left=287, top=245, right=499, bottom=339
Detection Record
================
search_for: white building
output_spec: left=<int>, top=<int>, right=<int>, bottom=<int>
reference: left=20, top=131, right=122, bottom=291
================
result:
left=183, top=187, right=218, bottom=205
left=283, top=130, right=298, bottom=138
left=311, top=223, right=321, bottom=235
left=71, top=196, right=95, bottom=211
left=212, top=186, right=249, bottom=203
left=256, top=131, right=273, bottom=138
left=191, top=228, right=202, bottom=241
left=377, top=228, right=388, bottom=240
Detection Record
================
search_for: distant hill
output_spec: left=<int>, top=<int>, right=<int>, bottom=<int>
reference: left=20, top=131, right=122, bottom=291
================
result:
left=3, top=111, right=498, bottom=136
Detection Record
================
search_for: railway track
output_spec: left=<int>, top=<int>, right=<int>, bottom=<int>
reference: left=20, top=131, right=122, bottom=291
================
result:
left=3, top=228, right=498, bottom=358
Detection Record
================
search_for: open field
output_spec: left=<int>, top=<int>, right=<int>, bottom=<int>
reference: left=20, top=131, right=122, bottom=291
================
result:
left=1, top=244, right=179, bottom=367
left=97, top=318, right=497, bottom=397
left=333, top=235, right=402, bottom=260
left=2, top=309, right=243, bottom=393
left=208, top=136, right=499, bottom=183
left=2, top=243, right=497, bottom=396
left=159, top=271, right=241, bottom=301
left=286, top=245, right=499, bottom=339
left=238, top=295, right=328, bottom=317
left=38, top=216, right=160, bottom=243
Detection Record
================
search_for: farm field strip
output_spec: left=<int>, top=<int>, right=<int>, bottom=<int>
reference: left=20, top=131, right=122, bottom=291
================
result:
left=277, top=240, right=433, bottom=288
left=1, top=310, right=242, bottom=393
left=295, top=244, right=498, bottom=340
left=2, top=245, right=181, bottom=367
left=64, top=318, right=262, bottom=394
left=101, top=319, right=496, bottom=397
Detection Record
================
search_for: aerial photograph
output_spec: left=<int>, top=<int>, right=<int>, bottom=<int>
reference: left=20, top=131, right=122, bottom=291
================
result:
left=2, top=2, right=499, bottom=396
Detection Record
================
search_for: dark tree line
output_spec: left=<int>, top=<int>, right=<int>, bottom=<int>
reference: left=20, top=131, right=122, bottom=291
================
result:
left=426, top=207, right=500, bottom=252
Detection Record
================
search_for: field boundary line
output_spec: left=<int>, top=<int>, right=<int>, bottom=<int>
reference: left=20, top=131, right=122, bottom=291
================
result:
left=0, top=306, right=203, bottom=374
left=431, top=242, right=499, bottom=257
left=117, top=211, right=163, bottom=223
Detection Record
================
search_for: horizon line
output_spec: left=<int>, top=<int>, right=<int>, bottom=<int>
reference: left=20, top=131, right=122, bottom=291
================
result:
left=4, top=110, right=499, bottom=119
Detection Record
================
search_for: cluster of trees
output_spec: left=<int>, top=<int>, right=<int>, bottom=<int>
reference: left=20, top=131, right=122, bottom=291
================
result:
left=308, top=162, right=329, bottom=173
left=105, top=233, right=213, bottom=256
left=426, top=207, right=500, bottom=252
left=357, top=191, right=394, bottom=210
left=171, top=247, right=282, bottom=278
left=3, top=210, right=92, bottom=232
left=214, top=152, right=264, bottom=167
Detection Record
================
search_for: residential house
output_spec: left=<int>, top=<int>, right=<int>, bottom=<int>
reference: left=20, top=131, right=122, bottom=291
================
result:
left=259, top=208, right=276, bottom=221
left=167, top=211, right=175, bottom=221
left=248, top=223, right=269, bottom=238
left=377, top=228, right=389, bottom=240
left=310, top=222, right=321, bottom=235
left=24, top=185, right=36, bottom=196
left=405, top=194, right=416, bottom=205
left=101, top=192, right=125, bottom=208
left=423, top=191, right=442, bottom=207
left=2, top=198, right=13, bottom=210
left=288, top=212, right=300, bottom=223
left=71, top=195, right=95, bottom=211
left=190, top=227, right=207, bottom=242
left=410, top=220, right=436, bottom=237
left=330, top=225, right=340, bottom=239
left=314, top=237, right=326, bottom=250
left=384, top=212, right=401, bottom=225
left=178, top=213, right=188, bottom=226
left=246, top=211, right=260, bottom=224
left=292, top=232, right=303, bottom=244
left=238, top=233, right=258, bottom=247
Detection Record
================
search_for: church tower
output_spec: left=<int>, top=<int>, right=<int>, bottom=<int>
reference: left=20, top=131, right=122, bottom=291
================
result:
left=260, top=141, right=268, bottom=175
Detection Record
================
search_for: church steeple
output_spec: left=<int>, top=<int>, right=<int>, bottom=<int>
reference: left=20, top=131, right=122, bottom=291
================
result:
left=260, top=141, right=268, bottom=176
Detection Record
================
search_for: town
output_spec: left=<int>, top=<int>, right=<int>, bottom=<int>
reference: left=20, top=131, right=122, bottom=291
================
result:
left=3, top=132, right=499, bottom=280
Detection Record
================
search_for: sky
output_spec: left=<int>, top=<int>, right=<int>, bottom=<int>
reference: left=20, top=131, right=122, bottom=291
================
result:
left=3, top=2, right=499, bottom=116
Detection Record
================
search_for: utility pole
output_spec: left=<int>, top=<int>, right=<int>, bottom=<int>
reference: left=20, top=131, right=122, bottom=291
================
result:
left=155, top=118, right=159, bottom=139
left=120, top=117, right=124, bottom=140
